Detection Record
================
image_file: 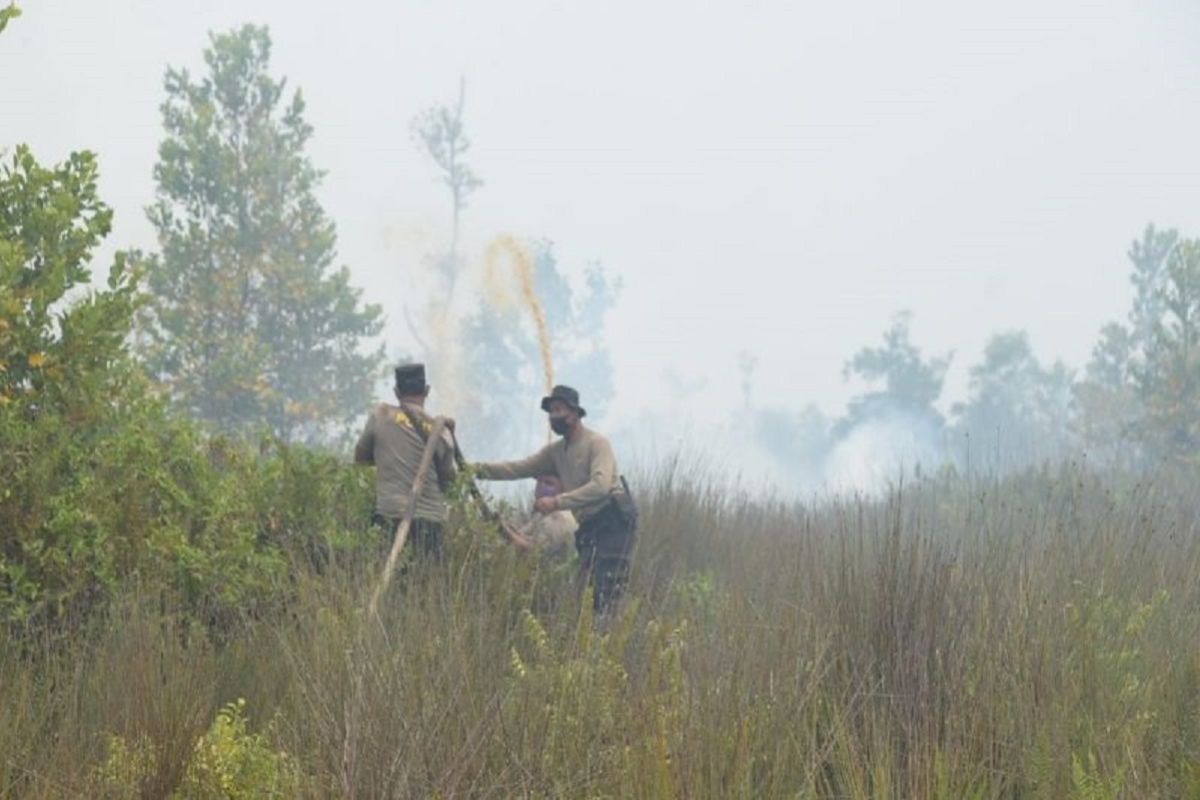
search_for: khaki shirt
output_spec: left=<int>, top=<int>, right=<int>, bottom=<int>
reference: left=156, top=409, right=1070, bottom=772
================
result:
left=354, top=403, right=456, bottom=522
left=476, top=426, right=624, bottom=522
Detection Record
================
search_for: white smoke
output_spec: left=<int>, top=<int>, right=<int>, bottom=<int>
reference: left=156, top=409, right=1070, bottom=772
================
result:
left=821, top=410, right=945, bottom=495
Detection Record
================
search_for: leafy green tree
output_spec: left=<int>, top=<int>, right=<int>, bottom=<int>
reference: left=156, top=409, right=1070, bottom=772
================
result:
left=838, top=311, right=951, bottom=436
left=0, top=146, right=139, bottom=414
left=952, top=331, right=1073, bottom=469
left=0, top=144, right=147, bottom=624
left=139, top=25, right=383, bottom=445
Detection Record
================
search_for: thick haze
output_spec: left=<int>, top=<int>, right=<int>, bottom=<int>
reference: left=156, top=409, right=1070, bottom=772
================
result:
left=7, top=1, right=1200, bottom=462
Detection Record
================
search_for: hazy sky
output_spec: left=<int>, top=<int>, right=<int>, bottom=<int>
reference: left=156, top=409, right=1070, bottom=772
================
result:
left=7, top=0, right=1200, bottom=434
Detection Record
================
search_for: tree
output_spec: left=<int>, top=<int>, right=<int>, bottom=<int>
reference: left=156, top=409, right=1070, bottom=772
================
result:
left=411, top=77, right=482, bottom=300
left=1073, top=224, right=1200, bottom=466
left=952, top=331, right=1073, bottom=470
left=1135, top=239, right=1200, bottom=462
left=0, top=146, right=139, bottom=413
left=1128, top=225, right=1178, bottom=348
left=839, top=311, right=951, bottom=436
left=1073, top=323, right=1137, bottom=463
left=400, top=82, right=483, bottom=415
left=0, top=144, right=151, bottom=625
left=139, top=25, right=383, bottom=445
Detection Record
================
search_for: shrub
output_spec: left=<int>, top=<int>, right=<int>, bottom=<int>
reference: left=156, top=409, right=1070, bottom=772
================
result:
left=175, top=699, right=298, bottom=799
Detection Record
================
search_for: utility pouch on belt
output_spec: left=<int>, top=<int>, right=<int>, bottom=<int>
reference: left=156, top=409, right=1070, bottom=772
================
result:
left=611, top=475, right=639, bottom=528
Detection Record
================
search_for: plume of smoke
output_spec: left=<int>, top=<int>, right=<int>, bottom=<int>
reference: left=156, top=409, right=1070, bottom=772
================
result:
left=822, top=408, right=944, bottom=494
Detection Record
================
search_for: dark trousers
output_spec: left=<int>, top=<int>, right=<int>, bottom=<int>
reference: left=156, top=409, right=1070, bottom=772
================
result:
left=372, top=513, right=444, bottom=560
left=574, top=502, right=636, bottom=614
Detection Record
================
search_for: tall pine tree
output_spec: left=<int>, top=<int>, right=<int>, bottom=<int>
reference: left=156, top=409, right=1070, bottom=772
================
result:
left=140, top=25, right=382, bottom=444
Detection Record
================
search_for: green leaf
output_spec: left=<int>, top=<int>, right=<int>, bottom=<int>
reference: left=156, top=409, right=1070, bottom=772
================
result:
left=0, top=4, right=21, bottom=37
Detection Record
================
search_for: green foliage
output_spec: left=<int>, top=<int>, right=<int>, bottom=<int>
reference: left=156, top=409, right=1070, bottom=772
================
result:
left=0, top=144, right=158, bottom=627
left=1069, top=752, right=1126, bottom=800
left=0, top=145, right=140, bottom=413
left=504, top=608, right=632, bottom=787
left=0, top=4, right=21, bottom=36
left=0, top=381, right=375, bottom=627
left=175, top=699, right=298, bottom=799
left=139, top=24, right=383, bottom=446
left=0, top=140, right=376, bottom=631
left=95, top=701, right=298, bottom=800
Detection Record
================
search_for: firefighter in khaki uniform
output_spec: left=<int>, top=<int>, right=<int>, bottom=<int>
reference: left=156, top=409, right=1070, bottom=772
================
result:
left=474, top=385, right=637, bottom=614
left=354, top=363, right=456, bottom=558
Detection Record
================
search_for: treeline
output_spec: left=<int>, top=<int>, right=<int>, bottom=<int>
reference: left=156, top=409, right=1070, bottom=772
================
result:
left=744, top=225, right=1200, bottom=484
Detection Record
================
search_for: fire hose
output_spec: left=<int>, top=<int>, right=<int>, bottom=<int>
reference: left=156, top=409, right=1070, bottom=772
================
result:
left=368, top=417, right=531, bottom=616
left=448, top=427, right=534, bottom=552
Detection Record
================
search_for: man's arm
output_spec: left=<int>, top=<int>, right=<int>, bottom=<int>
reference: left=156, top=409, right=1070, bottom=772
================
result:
left=553, top=437, right=615, bottom=511
left=353, top=412, right=376, bottom=465
left=475, top=444, right=556, bottom=481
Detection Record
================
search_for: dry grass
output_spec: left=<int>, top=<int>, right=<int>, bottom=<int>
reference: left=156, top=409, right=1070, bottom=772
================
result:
left=4, top=463, right=1200, bottom=798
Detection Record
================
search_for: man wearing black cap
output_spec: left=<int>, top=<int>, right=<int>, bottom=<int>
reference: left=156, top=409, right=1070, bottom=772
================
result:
left=354, top=363, right=456, bottom=558
left=475, top=385, right=637, bottom=613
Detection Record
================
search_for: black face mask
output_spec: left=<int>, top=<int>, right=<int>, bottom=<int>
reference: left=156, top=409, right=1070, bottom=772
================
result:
left=549, top=416, right=571, bottom=436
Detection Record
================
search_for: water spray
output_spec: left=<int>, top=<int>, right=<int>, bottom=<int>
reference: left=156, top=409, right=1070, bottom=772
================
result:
left=484, top=234, right=555, bottom=394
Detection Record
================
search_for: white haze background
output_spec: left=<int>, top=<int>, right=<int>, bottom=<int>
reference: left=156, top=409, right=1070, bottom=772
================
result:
left=6, top=0, right=1200, bottom=490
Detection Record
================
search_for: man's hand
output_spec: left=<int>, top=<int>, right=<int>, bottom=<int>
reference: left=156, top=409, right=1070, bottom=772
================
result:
left=534, top=496, right=557, bottom=514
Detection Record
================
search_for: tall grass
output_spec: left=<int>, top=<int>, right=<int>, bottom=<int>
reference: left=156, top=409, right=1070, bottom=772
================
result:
left=4, top=463, right=1200, bottom=798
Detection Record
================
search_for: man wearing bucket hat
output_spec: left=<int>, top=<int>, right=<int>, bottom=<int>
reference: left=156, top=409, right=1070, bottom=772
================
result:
left=354, top=363, right=457, bottom=558
left=475, top=385, right=637, bottom=614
